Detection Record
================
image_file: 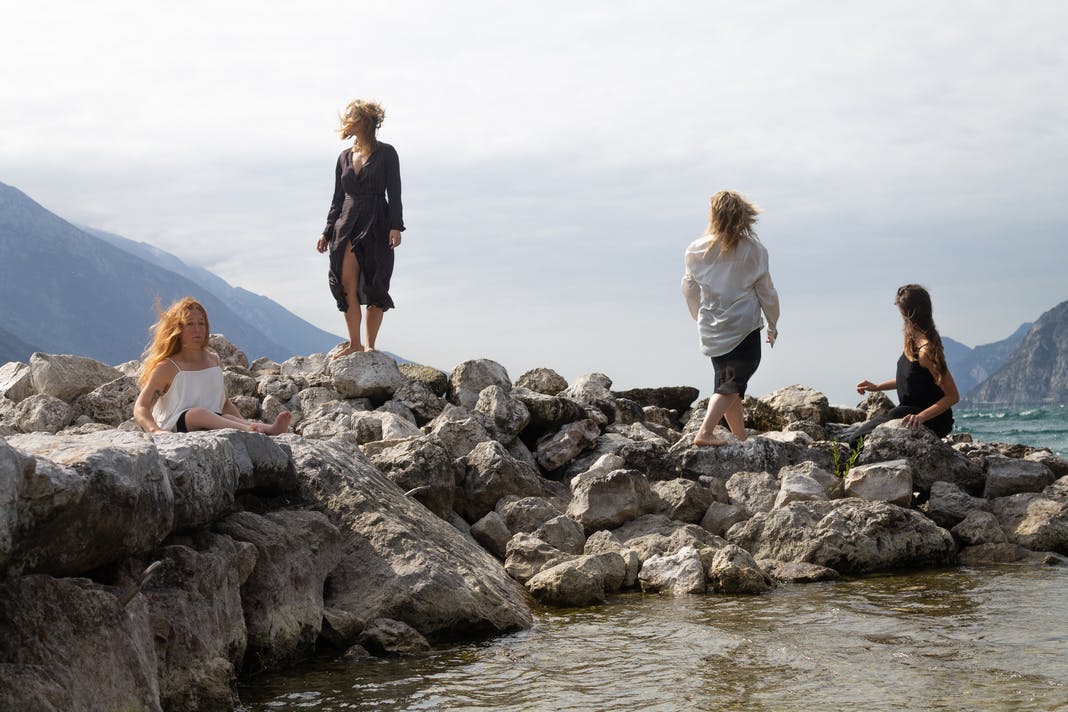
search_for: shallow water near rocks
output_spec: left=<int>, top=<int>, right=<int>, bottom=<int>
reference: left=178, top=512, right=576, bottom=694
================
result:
left=238, top=566, right=1068, bottom=711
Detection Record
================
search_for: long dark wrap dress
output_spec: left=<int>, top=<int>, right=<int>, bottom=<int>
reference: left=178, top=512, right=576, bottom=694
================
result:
left=322, top=142, right=404, bottom=311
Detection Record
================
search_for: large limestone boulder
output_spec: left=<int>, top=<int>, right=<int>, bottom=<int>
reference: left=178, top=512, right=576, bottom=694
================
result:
left=0, top=361, right=33, bottom=402
left=535, top=515, right=586, bottom=555
left=462, top=440, right=543, bottom=522
left=510, top=387, right=587, bottom=436
left=399, top=362, right=450, bottom=396
left=212, top=429, right=295, bottom=493
left=329, top=351, right=405, bottom=402
left=700, top=501, right=749, bottom=537
left=28, top=352, right=121, bottom=402
left=612, top=386, right=699, bottom=414
left=757, top=559, right=840, bottom=583
left=427, top=405, right=494, bottom=459
left=773, top=468, right=829, bottom=509
left=71, top=376, right=140, bottom=426
left=475, top=385, right=530, bottom=441
left=503, top=532, right=574, bottom=583
left=449, top=359, right=512, bottom=409
left=705, top=544, right=774, bottom=594
left=0, top=574, right=162, bottom=712
left=209, top=334, right=249, bottom=369
left=153, top=432, right=241, bottom=531
left=284, top=436, right=533, bottom=640
left=990, top=493, right=1068, bottom=554
left=470, top=511, right=511, bottom=558
left=759, top=384, right=831, bottom=425
left=535, top=418, right=601, bottom=472
left=515, top=367, right=568, bottom=395
left=0, top=441, right=34, bottom=569
left=568, top=468, right=654, bottom=533
left=951, top=510, right=1008, bottom=547
left=526, top=554, right=621, bottom=607
left=726, top=471, right=780, bottom=515
left=215, top=510, right=342, bottom=672
left=611, top=514, right=725, bottom=563
left=983, top=455, right=1055, bottom=499
left=14, top=393, right=74, bottom=433
left=495, top=496, right=560, bottom=535
left=926, top=480, right=990, bottom=528
left=843, top=459, right=913, bottom=507
left=391, top=379, right=447, bottom=425
left=7, top=431, right=174, bottom=575
left=637, top=544, right=706, bottom=594
left=650, top=478, right=718, bottom=523
left=670, top=435, right=820, bottom=482
left=137, top=532, right=255, bottom=709
left=368, top=435, right=459, bottom=520
left=728, top=499, right=958, bottom=574
left=583, top=530, right=641, bottom=588
left=359, top=618, right=431, bottom=656
left=857, top=422, right=984, bottom=494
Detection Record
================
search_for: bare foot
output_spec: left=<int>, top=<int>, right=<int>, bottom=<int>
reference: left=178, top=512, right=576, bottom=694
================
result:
left=331, top=344, right=365, bottom=360
left=259, top=410, right=292, bottom=436
left=693, top=436, right=730, bottom=447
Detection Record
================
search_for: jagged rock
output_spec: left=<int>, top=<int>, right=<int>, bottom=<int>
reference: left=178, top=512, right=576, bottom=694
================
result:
left=773, top=467, right=829, bottom=509
left=611, top=514, right=725, bottom=563
left=256, top=374, right=300, bottom=403
left=209, top=334, right=249, bottom=369
left=470, top=511, right=511, bottom=558
left=7, top=431, right=174, bottom=576
left=827, top=405, right=867, bottom=425
left=617, top=438, right=677, bottom=481
left=285, top=436, right=533, bottom=640
left=250, top=357, right=280, bottom=375
left=951, top=510, right=1007, bottom=546
left=705, top=544, right=774, bottom=594
left=535, top=418, right=601, bottom=471
left=223, top=370, right=257, bottom=398
left=153, top=432, right=241, bottom=531
left=534, top=514, right=586, bottom=555
left=368, top=435, right=458, bottom=520
left=66, top=375, right=136, bottom=427
left=280, top=354, right=328, bottom=383
left=583, top=530, right=641, bottom=588
left=1047, top=476, right=1068, bottom=498
left=700, top=501, right=749, bottom=536
left=983, top=455, right=1055, bottom=498
left=561, top=373, right=614, bottom=404
left=1026, top=450, right=1068, bottom=478
left=399, top=362, right=450, bottom=396
left=215, top=510, right=341, bottom=670
left=360, top=618, right=431, bottom=656
left=844, top=459, right=913, bottom=507
left=926, top=480, right=990, bottom=528
left=462, top=440, right=542, bottom=522
left=857, top=422, right=984, bottom=494
left=760, top=385, right=831, bottom=425
left=728, top=499, right=958, bottom=574
left=0, top=441, right=34, bottom=569
left=567, top=468, right=653, bottom=533
left=376, top=398, right=417, bottom=424
left=669, top=435, right=818, bottom=482
left=526, top=554, right=619, bottom=606
left=511, top=386, right=587, bottom=436
left=449, top=359, right=512, bottom=409
left=475, top=385, right=530, bottom=441
left=351, top=411, right=422, bottom=445
left=608, top=421, right=668, bottom=445
left=0, top=361, right=33, bottom=402
left=990, top=493, right=1068, bottom=553
left=288, top=386, right=343, bottom=418
left=209, top=430, right=294, bottom=493
left=859, top=391, right=895, bottom=418
left=757, top=559, right=841, bottom=582
left=428, top=406, right=494, bottom=459
left=611, top=386, right=699, bottom=414
left=329, top=351, right=405, bottom=402
left=561, top=434, right=632, bottom=480
left=391, top=379, right=447, bottom=425
left=638, top=545, right=706, bottom=594
left=726, top=471, right=779, bottom=515
left=137, top=532, right=255, bottom=709
left=515, top=367, right=568, bottom=395
left=0, top=574, right=162, bottom=712
left=958, top=543, right=1068, bottom=566
left=495, top=496, right=560, bottom=535
left=14, top=393, right=73, bottom=433
left=642, top=405, right=682, bottom=430
left=650, top=478, right=717, bottom=523
left=504, top=532, right=574, bottom=583
left=28, top=352, right=121, bottom=402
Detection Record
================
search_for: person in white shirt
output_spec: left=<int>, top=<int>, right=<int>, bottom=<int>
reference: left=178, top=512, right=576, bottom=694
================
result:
left=681, top=191, right=780, bottom=446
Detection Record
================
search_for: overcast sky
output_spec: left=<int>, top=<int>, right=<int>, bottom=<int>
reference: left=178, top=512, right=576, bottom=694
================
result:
left=2, top=1, right=1066, bottom=405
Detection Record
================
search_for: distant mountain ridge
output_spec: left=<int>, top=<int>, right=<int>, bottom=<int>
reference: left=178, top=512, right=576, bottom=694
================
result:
left=0, top=180, right=341, bottom=365
left=943, top=322, right=1032, bottom=397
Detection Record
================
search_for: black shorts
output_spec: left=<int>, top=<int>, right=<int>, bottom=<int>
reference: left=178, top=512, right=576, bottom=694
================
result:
left=175, top=409, right=221, bottom=433
left=711, top=328, right=762, bottom=397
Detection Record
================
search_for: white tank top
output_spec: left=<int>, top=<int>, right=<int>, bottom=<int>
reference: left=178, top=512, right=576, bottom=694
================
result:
left=152, top=358, right=226, bottom=431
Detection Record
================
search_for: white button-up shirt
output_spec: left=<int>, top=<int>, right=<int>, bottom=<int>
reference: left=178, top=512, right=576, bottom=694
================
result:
left=681, top=234, right=780, bottom=357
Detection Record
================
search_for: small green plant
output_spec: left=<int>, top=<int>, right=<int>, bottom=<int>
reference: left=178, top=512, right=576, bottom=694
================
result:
left=832, top=436, right=863, bottom=479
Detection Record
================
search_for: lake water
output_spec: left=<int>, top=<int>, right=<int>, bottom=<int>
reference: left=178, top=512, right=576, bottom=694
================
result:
left=238, top=408, right=1068, bottom=712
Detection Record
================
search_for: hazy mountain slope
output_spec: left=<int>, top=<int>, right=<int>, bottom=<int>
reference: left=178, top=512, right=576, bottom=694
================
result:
left=944, top=322, right=1032, bottom=396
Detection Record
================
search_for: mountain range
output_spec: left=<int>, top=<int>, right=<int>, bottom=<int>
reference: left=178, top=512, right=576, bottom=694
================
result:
left=0, top=181, right=341, bottom=365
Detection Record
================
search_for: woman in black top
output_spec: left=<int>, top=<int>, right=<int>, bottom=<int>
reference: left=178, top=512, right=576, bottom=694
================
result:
left=316, top=99, right=404, bottom=357
left=847, top=284, right=960, bottom=444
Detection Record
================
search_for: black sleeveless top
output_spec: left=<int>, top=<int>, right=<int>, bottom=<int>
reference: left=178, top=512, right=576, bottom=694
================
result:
left=896, top=353, right=953, bottom=434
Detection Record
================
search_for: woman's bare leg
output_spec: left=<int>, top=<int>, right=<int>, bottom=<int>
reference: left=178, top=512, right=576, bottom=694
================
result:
left=337, top=247, right=365, bottom=357
left=694, top=393, right=741, bottom=446
left=184, top=407, right=257, bottom=432
left=365, top=306, right=384, bottom=351
left=723, top=397, right=747, bottom=441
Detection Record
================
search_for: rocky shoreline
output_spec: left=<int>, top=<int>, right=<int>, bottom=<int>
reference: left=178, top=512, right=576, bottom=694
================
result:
left=2, top=340, right=1067, bottom=711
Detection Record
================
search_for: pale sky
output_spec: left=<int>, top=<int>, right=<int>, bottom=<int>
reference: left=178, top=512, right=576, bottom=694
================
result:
left=2, top=1, right=1066, bottom=405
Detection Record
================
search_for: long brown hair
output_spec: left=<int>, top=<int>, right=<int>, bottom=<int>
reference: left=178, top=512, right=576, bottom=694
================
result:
left=896, top=284, right=948, bottom=383
left=137, top=297, right=210, bottom=387
left=338, top=99, right=385, bottom=148
left=705, top=190, right=760, bottom=254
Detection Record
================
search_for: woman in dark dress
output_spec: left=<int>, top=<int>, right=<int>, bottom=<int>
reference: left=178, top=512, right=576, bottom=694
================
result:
left=846, top=284, right=960, bottom=444
left=316, top=99, right=404, bottom=357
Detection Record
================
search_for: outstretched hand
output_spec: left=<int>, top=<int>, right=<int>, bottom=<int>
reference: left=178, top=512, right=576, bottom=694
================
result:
left=856, top=380, right=879, bottom=395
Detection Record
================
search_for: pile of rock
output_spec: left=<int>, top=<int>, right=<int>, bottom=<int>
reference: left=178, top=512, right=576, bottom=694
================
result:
left=2, top=341, right=1067, bottom=711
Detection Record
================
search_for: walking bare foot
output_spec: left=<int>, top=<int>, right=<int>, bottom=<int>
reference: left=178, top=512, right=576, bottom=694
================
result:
left=693, top=436, right=730, bottom=447
left=259, top=411, right=293, bottom=436
left=331, top=344, right=365, bottom=360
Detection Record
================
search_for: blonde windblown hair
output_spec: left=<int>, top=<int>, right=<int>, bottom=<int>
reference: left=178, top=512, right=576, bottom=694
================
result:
left=338, top=99, right=385, bottom=144
left=705, top=190, right=761, bottom=254
left=137, top=297, right=210, bottom=387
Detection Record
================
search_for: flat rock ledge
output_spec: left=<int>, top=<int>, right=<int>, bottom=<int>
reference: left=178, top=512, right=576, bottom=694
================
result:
left=2, top=348, right=1067, bottom=711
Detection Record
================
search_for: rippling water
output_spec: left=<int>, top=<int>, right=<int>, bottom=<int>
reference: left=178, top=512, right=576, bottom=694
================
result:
left=239, top=566, right=1068, bottom=711
left=957, top=406, right=1068, bottom=457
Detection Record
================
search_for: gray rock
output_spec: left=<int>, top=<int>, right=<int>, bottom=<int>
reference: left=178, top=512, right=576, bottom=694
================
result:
left=843, top=459, right=913, bottom=507
left=526, top=554, right=618, bottom=606
left=250, top=357, right=281, bottom=375
left=958, top=543, right=1068, bottom=566
left=224, top=370, right=258, bottom=397
left=14, top=393, right=74, bottom=433
left=757, top=559, right=841, bottom=582
left=728, top=499, right=958, bottom=574
left=857, top=422, right=984, bottom=495
left=774, top=468, right=829, bottom=509
left=611, top=514, right=725, bottom=563
left=329, top=351, right=405, bottom=402
left=215, top=510, right=342, bottom=670
left=951, top=510, right=1007, bottom=546
left=583, top=530, right=641, bottom=588
left=153, top=432, right=241, bottom=531
left=0, top=440, right=34, bottom=569
left=213, top=429, right=295, bottom=493
left=475, top=385, right=530, bottom=441
left=428, top=407, right=494, bottom=459
left=511, top=387, right=587, bottom=434
left=651, top=478, right=717, bottom=523
left=231, top=394, right=259, bottom=421
left=351, top=411, right=422, bottom=445
left=280, top=354, right=328, bottom=383
left=0, top=361, right=33, bottom=402
left=726, top=471, right=780, bottom=515
left=926, top=480, right=991, bottom=528
left=638, top=545, right=706, bottom=594
left=990, top=493, right=1068, bottom=553
left=495, top=496, right=560, bottom=535
left=561, top=372, right=614, bottom=404
left=705, top=544, right=774, bottom=594
left=449, top=359, right=512, bottom=409
left=611, top=386, right=699, bottom=414
left=567, top=468, right=654, bottom=533
left=68, top=375, right=139, bottom=426
left=376, top=399, right=417, bottom=424
left=369, top=435, right=459, bottom=520
left=759, top=384, right=831, bottom=425
left=0, top=574, right=162, bottom=712
left=209, top=334, right=250, bottom=369
left=515, top=367, right=568, bottom=395
left=1025, top=450, right=1068, bottom=479
left=360, top=618, right=431, bottom=656
left=470, top=511, right=511, bottom=558
left=536, top=418, right=601, bottom=471
left=391, top=379, right=447, bottom=425
left=285, top=436, right=532, bottom=640
left=670, top=435, right=816, bottom=482
left=256, top=374, right=300, bottom=402
left=7, top=431, right=174, bottom=576
left=562, top=434, right=632, bottom=480
left=29, top=352, right=121, bottom=402
left=399, top=362, right=450, bottom=396
left=462, top=440, right=543, bottom=523
left=535, top=515, right=586, bottom=555
left=504, top=532, right=574, bottom=583
left=700, top=501, right=750, bottom=537
left=983, top=455, right=1055, bottom=498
